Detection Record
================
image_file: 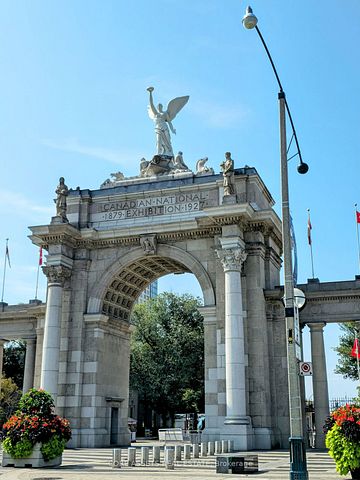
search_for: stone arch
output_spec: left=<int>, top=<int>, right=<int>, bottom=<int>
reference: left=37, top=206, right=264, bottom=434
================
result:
left=87, top=244, right=215, bottom=318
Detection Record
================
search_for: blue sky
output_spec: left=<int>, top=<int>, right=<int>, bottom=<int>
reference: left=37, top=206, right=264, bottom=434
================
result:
left=0, top=1, right=359, bottom=398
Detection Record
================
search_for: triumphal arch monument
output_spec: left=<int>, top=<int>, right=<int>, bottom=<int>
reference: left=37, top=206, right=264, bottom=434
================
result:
left=1, top=88, right=360, bottom=450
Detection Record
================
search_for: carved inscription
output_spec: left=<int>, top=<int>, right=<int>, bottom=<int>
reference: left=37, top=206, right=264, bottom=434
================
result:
left=94, top=191, right=211, bottom=222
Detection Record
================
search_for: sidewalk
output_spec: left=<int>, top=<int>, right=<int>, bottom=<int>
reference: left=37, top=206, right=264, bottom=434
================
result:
left=0, top=442, right=348, bottom=480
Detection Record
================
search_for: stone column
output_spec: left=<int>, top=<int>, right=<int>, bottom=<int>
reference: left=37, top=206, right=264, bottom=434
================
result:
left=198, top=306, right=218, bottom=438
left=217, top=239, right=249, bottom=425
left=0, top=339, right=6, bottom=377
left=41, top=265, right=71, bottom=401
left=22, top=338, right=37, bottom=392
left=309, top=322, right=329, bottom=448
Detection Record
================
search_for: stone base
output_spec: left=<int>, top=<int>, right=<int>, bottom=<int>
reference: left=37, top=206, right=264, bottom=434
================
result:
left=220, top=423, right=254, bottom=451
left=222, top=194, right=237, bottom=205
left=253, top=427, right=273, bottom=449
left=2, top=443, right=62, bottom=468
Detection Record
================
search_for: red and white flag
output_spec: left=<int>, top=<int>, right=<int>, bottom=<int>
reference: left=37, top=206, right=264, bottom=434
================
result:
left=356, top=210, right=360, bottom=224
left=351, top=338, right=360, bottom=359
left=39, top=247, right=43, bottom=266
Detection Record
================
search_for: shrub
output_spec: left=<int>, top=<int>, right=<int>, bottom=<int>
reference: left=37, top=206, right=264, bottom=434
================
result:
left=41, top=435, right=67, bottom=461
left=324, top=403, right=360, bottom=476
left=2, top=436, right=33, bottom=459
left=18, top=388, right=54, bottom=417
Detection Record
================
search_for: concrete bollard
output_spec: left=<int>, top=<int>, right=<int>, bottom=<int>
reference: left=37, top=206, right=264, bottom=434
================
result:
left=200, top=442, right=208, bottom=457
left=112, top=448, right=121, bottom=468
left=165, top=447, right=175, bottom=470
left=184, top=443, right=191, bottom=460
left=141, top=446, right=149, bottom=465
left=153, top=445, right=161, bottom=463
left=228, top=440, right=234, bottom=452
left=175, top=445, right=182, bottom=461
left=192, top=442, right=199, bottom=458
left=128, top=447, right=136, bottom=466
left=215, top=440, right=222, bottom=454
left=208, top=441, right=215, bottom=456
left=221, top=440, right=228, bottom=453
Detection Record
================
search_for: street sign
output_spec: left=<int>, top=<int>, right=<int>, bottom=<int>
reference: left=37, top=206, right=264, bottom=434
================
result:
left=299, top=362, right=313, bottom=376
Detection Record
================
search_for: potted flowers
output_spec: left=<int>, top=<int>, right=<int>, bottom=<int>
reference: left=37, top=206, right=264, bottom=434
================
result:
left=1, top=388, right=71, bottom=468
left=324, top=403, right=360, bottom=479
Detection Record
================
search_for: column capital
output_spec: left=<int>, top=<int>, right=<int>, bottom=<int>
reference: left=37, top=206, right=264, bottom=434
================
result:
left=42, top=265, right=72, bottom=285
left=308, top=322, right=326, bottom=331
left=216, top=247, right=247, bottom=272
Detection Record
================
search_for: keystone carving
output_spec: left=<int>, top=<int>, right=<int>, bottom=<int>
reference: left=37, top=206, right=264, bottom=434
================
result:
left=42, top=265, right=72, bottom=285
left=140, top=236, right=157, bottom=255
left=216, top=247, right=247, bottom=272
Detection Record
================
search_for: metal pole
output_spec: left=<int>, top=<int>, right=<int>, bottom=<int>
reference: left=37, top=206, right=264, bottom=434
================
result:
left=355, top=204, right=360, bottom=274
left=279, top=91, right=308, bottom=480
left=1, top=239, right=9, bottom=304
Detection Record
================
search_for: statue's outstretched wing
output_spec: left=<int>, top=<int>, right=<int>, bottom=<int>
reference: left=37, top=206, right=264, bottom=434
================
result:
left=147, top=105, right=156, bottom=120
left=167, top=96, right=189, bottom=122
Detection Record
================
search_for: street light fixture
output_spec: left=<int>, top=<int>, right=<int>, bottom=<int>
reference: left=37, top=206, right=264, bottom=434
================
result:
left=242, top=6, right=309, bottom=480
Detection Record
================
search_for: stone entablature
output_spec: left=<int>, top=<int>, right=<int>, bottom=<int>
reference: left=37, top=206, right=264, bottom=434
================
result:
left=61, top=168, right=277, bottom=232
left=265, top=277, right=360, bottom=324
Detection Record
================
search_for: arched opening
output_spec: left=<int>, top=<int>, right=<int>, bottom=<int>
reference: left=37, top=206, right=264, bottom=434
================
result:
left=87, top=244, right=216, bottom=317
left=82, top=245, right=215, bottom=447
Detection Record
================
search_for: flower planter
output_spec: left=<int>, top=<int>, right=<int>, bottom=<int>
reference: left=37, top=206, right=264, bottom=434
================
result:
left=2, top=442, right=62, bottom=468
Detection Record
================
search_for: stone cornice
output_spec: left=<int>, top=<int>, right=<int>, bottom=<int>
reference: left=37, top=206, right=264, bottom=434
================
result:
left=29, top=223, right=81, bottom=249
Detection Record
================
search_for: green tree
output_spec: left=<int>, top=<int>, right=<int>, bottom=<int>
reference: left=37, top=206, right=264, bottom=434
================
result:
left=3, top=340, right=26, bottom=388
left=334, top=322, right=360, bottom=380
left=130, top=292, right=204, bottom=426
left=0, top=377, right=21, bottom=426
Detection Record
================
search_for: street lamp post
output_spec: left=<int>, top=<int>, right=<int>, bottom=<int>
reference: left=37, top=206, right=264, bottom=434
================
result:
left=242, top=6, right=309, bottom=480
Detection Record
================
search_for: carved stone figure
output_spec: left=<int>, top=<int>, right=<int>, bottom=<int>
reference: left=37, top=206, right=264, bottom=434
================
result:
left=110, top=171, right=125, bottom=181
left=196, top=157, right=214, bottom=175
left=140, top=236, right=157, bottom=255
left=172, top=151, right=190, bottom=172
left=220, top=152, right=235, bottom=196
left=100, top=178, right=111, bottom=188
left=55, top=177, right=69, bottom=222
left=147, top=87, right=189, bottom=158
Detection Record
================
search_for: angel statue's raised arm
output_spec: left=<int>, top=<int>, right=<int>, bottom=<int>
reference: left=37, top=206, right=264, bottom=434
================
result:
left=147, top=87, right=189, bottom=158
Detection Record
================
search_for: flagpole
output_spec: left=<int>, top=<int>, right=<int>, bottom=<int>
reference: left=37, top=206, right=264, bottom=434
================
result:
left=356, top=328, right=360, bottom=394
left=1, top=238, right=9, bottom=304
left=35, top=263, right=40, bottom=300
left=34, top=247, right=42, bottom=300
left=307, top=209, right=315, bottom=278
left=355, top=204, right=360, bottom=274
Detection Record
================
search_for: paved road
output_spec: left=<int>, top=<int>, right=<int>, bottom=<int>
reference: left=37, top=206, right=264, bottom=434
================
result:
left=0, top=445, right=349, bottom=480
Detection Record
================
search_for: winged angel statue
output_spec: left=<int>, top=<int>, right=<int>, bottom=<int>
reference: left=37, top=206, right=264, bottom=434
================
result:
left=147, top=87, right=189, bottom=158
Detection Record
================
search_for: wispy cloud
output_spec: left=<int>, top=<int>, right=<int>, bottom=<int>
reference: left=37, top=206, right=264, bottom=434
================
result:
left=190, top=100, right=250, bottom=129
left=41, top=138, right=139, bottom=165
left=0, top=191, right=53, bottom=217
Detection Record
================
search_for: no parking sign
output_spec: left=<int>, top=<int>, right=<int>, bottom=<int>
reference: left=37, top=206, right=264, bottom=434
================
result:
left=299, top=362, right=313, bottom=376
